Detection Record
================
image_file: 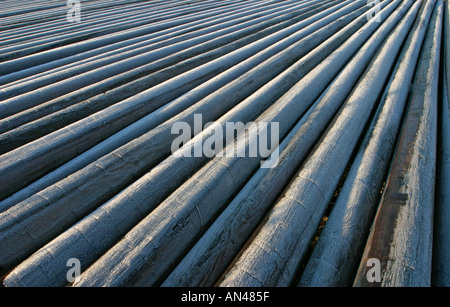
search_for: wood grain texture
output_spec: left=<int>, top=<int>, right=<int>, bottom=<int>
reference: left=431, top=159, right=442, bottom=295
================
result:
left=353, top=0, right=442, bottom=287
left=1, top=0, right=444, bottom=288
left=0, top=0, right=366, bottom=282
left=0, top=0, right=248, bottom=75
left=0, top=0, right=337, bottom=201
left=71, top=0, right=405, bottom=288
left=163, top=0, right=410, bottom=288
left=0, top=0, right=327, bottom=121
left=0, top=1, right=346, bottom=154
left=0, top=0, right=292, bottom=88
left=217, top=0, right=417, bottom=287
left=299, top=0, right=434, bottom=287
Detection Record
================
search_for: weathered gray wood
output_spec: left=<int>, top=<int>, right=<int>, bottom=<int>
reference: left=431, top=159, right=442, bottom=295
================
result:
left=0, top=0, right=246, bottom=66
left=299, top=0, right=435, bottom=287
left=3, top=0, right=443, bottom=289
left=0, top=0, right=246, bottom=70
left=1, top=0, right=374, bottom=286
left=0, top=6, right=333, bottom=212
left=0, top=0, right=333, bottom=133
left=0, top=0, right=144, bottom=34
left=0, top=0, right=243, bottom=49
left=0, top=0, right=195, bottom=38
left=0, top=4, right=308, bottom=117
left=163, top=0, right=427, bottom=288
left=217, top=0, right=418, bottom=287
left=353, top=0, right=442, bottom=287
left=0, top=0, right=66, bottom=20
left=431, top=0, right=450, bottom=287
left=0, top=0, right=356, bottom=213
left=0, top=2, right=201, bottom=48
left=0, top=0, right=151, bottom=28
left=0, top=0, right=343, bottom=201
left=0, top=0, right=237, bottom=37
left=0, top=0, right=312, bottom=101
left=0, top=0, right=337, bottom=145
left=68, top=0, right=408, bottom=287
left=0, top=0, right=282, bottom=86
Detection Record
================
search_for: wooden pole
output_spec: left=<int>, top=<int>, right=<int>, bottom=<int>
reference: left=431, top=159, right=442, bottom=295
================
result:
left=0, top=0, right=351, bottom=202
left=2, top=0, right=376, bottom=286
left=0, top=0, right=246, bottom=68
left=0, top=0, right=284, bottom=86
left=165, top=0, right=428, bottom=287
left=353, top=0, right=442, bottom=287
left=299, top=0, right=436, bottom=287
left=68, top=0, right=408, bottom=287
left=0, top=0, right=358, bottom=212
left=0, top=1, right=339, bottom=152
left=0, top=0, right=314, bottom=101
left=217, top=0, right=419, bottom=287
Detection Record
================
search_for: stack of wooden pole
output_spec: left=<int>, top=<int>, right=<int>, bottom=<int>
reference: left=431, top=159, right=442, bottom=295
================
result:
left=0, top=0, right=448, bottom=287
